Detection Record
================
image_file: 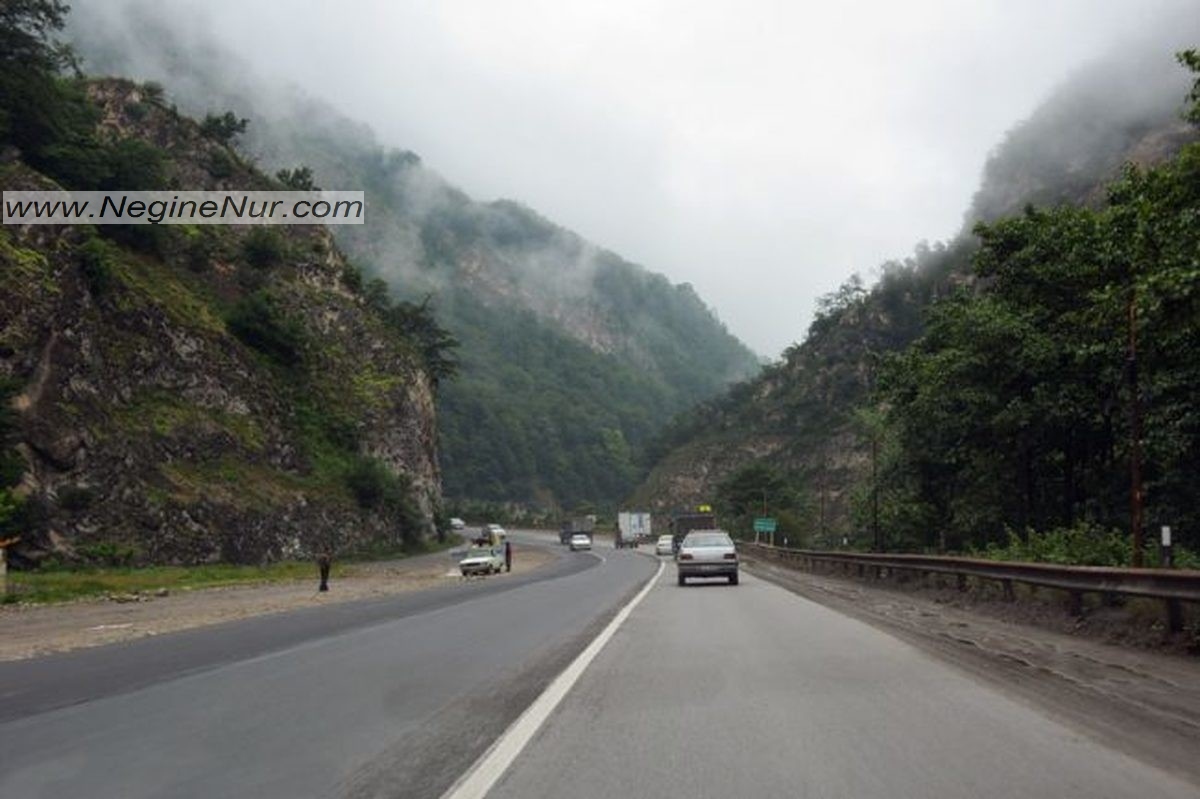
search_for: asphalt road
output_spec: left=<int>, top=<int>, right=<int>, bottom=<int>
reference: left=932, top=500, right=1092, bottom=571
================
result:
left=486, top=565, right=1199, bottom=799
left=0, top=532, right=656, bottom=799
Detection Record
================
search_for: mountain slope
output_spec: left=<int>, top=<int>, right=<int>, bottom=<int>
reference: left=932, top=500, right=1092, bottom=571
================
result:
left=2, top=73, right=442, bottom=565
left=67, top=1, right=761, bottom=508
left=632, top=40, right=1199, bottom=543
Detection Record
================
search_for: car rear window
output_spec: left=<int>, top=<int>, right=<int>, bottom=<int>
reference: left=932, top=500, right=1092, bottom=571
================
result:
left=684, top=533, right=732, bottom=547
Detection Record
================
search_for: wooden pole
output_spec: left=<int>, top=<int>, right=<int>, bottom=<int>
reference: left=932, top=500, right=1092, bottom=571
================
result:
left=1128, top=288, right=1144, bottom=567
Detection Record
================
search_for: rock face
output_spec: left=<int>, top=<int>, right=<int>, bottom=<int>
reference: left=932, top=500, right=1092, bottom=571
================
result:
left=0, top=80, right=441, bottom=565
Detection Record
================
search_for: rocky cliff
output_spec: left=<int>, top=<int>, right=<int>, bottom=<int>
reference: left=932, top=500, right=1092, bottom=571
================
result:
left=1, top=80, right=441, bottom=565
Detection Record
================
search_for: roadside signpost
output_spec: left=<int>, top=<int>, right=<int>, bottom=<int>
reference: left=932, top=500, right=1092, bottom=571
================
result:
left=753, top=517, right=777, bottom=546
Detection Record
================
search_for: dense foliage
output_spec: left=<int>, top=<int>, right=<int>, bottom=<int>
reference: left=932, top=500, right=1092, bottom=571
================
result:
left=65, top=14, right=761, bottom=509
left=874, top=69, right=1200, bottom=557
left=437, top=294, right=670, bottom=506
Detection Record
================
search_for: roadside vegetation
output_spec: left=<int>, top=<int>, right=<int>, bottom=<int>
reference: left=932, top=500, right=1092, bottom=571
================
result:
left=868, top=53, right=1200, bottom=559
left=3, top=534, right=463, bottom=605
left=661, top=50, right=1200, bottom=567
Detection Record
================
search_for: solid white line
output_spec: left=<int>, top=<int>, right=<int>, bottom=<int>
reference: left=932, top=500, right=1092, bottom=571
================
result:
left=440, top=558, right=665, bottom=799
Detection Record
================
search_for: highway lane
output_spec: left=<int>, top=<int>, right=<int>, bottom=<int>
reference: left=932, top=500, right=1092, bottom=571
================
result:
left=486, top=563, right=1199, bottom=799
left=0, top=533, right=657, bottom=799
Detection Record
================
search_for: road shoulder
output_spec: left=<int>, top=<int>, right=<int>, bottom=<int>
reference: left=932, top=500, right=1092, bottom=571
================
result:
left=743, top=555, right=1200, bottom=787
left=0, top=544, right=557, bottom=662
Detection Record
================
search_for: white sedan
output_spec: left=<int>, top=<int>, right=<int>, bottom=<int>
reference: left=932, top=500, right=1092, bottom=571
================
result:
left=459, top=547, right=504, bottom=576
left=569, top=533, right=592, bottom=551
left=655, top=535, right=675, bottom=556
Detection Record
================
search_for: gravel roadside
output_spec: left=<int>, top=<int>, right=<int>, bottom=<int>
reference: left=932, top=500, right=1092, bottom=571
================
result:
left=0, top=544, right=557, bottom=662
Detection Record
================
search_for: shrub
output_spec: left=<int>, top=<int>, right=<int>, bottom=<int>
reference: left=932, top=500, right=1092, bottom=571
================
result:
left=99, top=138, right=167, bottom=190
left=207, top=149, right=236, bottom=179
left=77, top=236, right=117, bottom=297
left=226, top=291, right=306, bottom=366
left=199, top=111, right=248, bottom=144
left=344, top=457, right=423, bottom=544
left=77, top=541, right=140, bottom=567
left=275, top=165, right=318, bottom=191
left=242, top=227, right=286, bottom=268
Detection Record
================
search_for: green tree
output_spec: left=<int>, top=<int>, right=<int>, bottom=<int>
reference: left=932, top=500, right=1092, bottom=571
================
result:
left=200, top=111, right=248, bottom=144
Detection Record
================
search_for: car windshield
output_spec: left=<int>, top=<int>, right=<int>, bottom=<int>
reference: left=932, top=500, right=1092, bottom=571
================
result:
left=465, top=548, right=492, bottom=558
left=683, top=533, right=732, bottom=547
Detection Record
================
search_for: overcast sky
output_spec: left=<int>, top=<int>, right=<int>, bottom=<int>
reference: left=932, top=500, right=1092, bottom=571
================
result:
left=145, top=0, right=1196, bottom=356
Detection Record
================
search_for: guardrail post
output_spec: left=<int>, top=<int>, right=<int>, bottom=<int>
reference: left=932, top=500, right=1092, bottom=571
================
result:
left=1067, top=590, right=1083, bottom=617
left=1165, top=599, right=1184, bottom=634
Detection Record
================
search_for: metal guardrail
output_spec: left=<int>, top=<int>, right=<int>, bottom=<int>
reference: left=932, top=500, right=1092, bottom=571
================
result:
left=738, top=541, right=1200, bottom=632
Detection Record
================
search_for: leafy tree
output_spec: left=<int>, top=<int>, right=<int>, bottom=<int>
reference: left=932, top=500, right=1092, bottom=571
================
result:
left=200, top=111, right=248, bottom=144
left=1178, top=49, right=1200, bottom=124
left=382, top=297, right=459, bottom=385
left=276, top=165, right=319, bottom=191
left=874, top=92, right=1200, bottom=557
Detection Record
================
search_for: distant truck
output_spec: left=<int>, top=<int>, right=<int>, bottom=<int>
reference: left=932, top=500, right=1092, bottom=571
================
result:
left=670, top=511, right=717, bottom=553
left=616, top=511, right=651, bottom=549
left=559, top=516, right=595, bottom=545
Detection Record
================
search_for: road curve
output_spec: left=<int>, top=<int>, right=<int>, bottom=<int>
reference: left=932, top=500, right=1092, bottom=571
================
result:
left=0, top=533, right=657, bottom=799
left=487, top=564, right=1198, bottom=799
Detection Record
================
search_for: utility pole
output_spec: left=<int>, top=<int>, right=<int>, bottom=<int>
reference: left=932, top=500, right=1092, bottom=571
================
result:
left=818, top=450, right=828, bottom=547
left=871, top=433, right=880, bottom=552
left=1128, top=286, right=1144, bottom=567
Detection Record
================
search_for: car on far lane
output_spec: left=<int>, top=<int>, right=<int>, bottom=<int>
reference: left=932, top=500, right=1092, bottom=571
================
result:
left=655, top=535, right=675, bottom=556
left=449, top=517, right=466, bottom=531
left=459, top=546, right=504, bottom=576
left=486, top=523, right=506, bottom=538
left=676, top=530, right=738, bottom=585
left=569, top=533, right=592, bottom=551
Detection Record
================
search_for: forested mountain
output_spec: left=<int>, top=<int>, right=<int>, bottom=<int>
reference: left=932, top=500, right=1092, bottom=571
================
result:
left=1, top=5, right=445, bottom=565
left=633, top=41, right=1200, bottom=560
left=67, top=1, right=761, bottom=510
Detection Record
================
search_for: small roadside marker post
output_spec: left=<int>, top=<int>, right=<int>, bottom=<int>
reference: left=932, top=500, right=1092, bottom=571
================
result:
left=1161, top=526, right=1183, bottom=634
left=0, top=537, right=19, bottom=598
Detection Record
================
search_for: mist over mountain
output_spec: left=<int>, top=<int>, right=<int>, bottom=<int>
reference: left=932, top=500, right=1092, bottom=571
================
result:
left=969, top=29, right=1196, bottom=225
left=634, top=29, right=1199, bottom=547
left=65, top=1, right=760, bottom=509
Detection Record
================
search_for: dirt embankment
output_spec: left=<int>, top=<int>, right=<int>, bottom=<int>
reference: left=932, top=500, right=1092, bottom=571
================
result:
left=0, top=545, right=556, bottom=662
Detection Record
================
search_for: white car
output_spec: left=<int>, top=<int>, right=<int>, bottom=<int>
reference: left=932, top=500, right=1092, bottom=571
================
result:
left=486, top=523, right=506, bottom=537
left=449, top=517, right=466, bottom=531
left=676, top=530, right=738, bottom=585
left=655, top=535, right=675, bottom=556
left=459, top=546, right=504, bottom=576
left=569, top=533, right=592, bottom=551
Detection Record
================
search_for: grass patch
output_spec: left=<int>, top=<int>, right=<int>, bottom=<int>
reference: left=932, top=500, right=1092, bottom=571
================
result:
left=110, top=250, right=226, bottom=334
left=351, top=366, right=404, bottom=410
left=113, top=390, right=266, bottom=450
left=4, top=560, right=346, bottom=604
left=163, top=458, right=314, bottom=510
left=342, top=532, right=463, bottom=565
left=5, top=536, right=464, bottom=604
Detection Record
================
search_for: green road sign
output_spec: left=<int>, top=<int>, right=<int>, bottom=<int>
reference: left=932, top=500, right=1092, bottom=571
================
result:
left=753, top=517, right=777, bottom=533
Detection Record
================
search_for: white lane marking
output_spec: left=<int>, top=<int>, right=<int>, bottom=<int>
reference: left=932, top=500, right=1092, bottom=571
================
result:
left=441, top=558, right=665, bottom=799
